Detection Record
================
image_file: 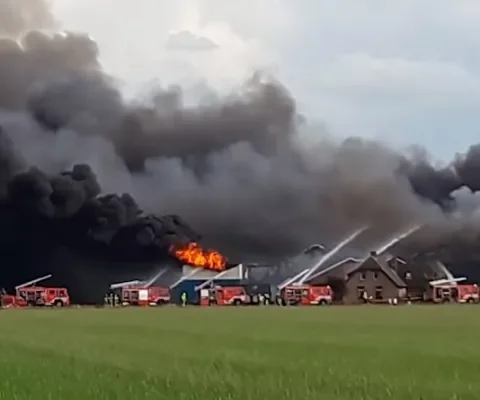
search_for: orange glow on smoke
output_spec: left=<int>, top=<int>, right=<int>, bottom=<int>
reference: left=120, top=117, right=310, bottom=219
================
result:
left=171, top=242, right=227, bottom=271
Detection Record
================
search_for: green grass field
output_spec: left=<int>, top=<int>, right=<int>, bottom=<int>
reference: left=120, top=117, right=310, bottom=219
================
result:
left=0, top=306, right=478, bottom=400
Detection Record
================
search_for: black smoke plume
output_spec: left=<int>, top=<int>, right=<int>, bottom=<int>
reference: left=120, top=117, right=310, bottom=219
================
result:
left=2, top=0, right=480, bottom=300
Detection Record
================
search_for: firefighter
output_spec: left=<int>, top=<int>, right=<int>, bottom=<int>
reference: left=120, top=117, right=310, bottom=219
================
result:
left=362, top=290, right=368, bottom=304
left=113, top=292, right=120, bottom=307
left=259, top=293, right=264, bottom=305
left=209, top=288, right=216, bottom=306
left=181, top=291, right=187, bottom=307
left=104, top=292, right=110, bottom=306
left=109, top=291, right=114, bottom=306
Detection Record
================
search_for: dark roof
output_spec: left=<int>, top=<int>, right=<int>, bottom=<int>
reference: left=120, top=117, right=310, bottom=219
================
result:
left=351, top=256, right=406, bottom=288
left=306, top=257, right=362, bottom=282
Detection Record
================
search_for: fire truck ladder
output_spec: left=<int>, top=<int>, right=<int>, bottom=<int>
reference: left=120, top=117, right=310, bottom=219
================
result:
left=143, top=268, right=167, bottom=287
left=194, top=264, right=244, bottom=292
left=15, top=274, right=53, bottom=291
left=109, top=280, right=142, bottom=290
left=429, top=277, right=467, bottom=286
left=277, top=269, right=310, bottom=291
left=169, top=268, right=203, bottom=289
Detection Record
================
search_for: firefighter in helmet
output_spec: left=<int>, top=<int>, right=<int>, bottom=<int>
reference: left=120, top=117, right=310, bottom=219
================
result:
left=181, top=291, right=187, bottom=307
left=104, top=292, right=110, bottom=306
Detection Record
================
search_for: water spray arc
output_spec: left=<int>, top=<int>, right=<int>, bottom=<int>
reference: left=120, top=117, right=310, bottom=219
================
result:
left=298, top=226, right=369, bottom=284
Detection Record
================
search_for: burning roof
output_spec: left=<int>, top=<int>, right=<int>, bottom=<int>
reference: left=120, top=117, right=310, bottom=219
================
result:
left=170, top=242, right=227, bottom=271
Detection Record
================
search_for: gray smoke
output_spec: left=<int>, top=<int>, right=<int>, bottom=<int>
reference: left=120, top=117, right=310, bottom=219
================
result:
left=0, top=0, right=479, bottom=267
left=0, top=0, right=55, bottom=38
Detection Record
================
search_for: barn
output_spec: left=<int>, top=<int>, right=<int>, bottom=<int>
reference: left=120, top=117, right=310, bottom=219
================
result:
left=169, top=264, right=245, bottom=304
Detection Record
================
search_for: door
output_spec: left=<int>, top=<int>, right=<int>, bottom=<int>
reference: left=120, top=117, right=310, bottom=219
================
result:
left=434, top=287, right=442, bottom=302
left=130, top=290, right=139, bottom=304
left=301, top=289, right=310, bottom=305
left=451, top=287, right=459, bottom=302
left=46, top=289, right=56, bottom=305
left=216, top=289, right=224, bottom=305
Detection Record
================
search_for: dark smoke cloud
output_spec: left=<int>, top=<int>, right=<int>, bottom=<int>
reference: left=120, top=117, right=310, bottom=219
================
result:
left=1, top=0, right=480, bottom=299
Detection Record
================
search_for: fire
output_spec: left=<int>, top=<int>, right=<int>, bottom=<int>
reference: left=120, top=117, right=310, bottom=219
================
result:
left=171, top=242, right=227, bottom=271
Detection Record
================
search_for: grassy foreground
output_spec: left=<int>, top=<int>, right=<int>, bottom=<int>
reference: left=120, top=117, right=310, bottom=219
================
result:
left=0, top=306, right=478, bottom=400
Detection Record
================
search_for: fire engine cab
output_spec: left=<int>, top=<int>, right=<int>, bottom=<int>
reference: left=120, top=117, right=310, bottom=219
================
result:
left=457, top=284, right=480, bottom=303
left=278, top=284, right=333, bottom=306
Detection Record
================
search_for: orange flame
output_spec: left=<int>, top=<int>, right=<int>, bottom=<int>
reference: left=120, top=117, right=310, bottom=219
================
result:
left=171, top=242, right=227, bottom=271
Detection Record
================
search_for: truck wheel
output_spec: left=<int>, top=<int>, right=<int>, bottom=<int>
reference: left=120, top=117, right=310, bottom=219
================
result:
left=467, top=298, right=474, bottom=304
left=233, top=299, right=242, bottom=306
left=54, top=300, right=64, bottom=307
left=156, top=300, right=166, bottom=306
left=318, top=299, right=328, bottom=306
left=27, top=301, right=35, bottom=307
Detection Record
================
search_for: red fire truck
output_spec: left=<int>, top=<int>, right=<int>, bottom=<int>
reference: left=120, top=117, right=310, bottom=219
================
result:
left=458, top=284, right=480, bottom=303
left=200, top=286, right=248, bottom=306
left=278, top=284, right=333, bottom=306
left=117, top=286, right=171, bottom=306
left=0, top=275, right=70, bottom=308
left=428, top=283, right=479, bottom=304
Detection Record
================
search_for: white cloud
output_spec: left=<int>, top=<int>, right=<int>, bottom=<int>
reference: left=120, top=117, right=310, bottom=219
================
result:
left=51, top=0, right=480, bottom=160
left=166, top=30, right=218, bottom=51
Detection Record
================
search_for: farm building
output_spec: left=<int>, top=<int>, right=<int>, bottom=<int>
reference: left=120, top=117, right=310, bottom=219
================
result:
left=169, top=264, right=245, bottom=304
left=304, top=253, right=407, bottom=303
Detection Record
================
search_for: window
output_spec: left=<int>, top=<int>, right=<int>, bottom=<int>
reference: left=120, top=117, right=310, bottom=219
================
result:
left=375, top=286, right=383, bottom=300
left=373, top=272, right=378, bottom=280
left=360, top=272, right=366, bottom=281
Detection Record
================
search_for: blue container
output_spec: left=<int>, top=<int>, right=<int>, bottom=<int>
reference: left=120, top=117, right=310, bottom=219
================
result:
left=171, top=279, right=242, bottom=304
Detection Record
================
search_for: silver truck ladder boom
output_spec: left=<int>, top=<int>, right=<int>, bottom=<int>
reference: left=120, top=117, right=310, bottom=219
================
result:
left=15, top=274, right=53, bottom=291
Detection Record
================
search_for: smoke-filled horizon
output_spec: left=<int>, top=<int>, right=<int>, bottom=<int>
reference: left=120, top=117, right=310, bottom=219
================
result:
left=2, top=0, right=480, bottom=296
